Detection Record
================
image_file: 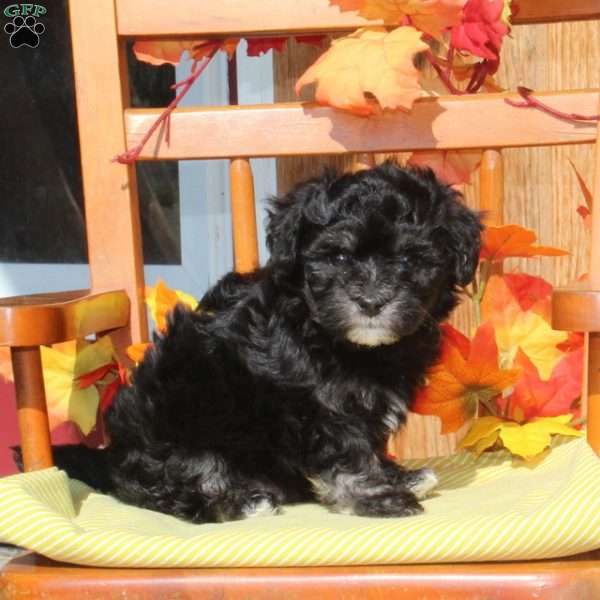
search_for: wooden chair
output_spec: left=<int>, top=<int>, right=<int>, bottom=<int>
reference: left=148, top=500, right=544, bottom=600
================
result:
left=1, top=0, right=599, bottom=597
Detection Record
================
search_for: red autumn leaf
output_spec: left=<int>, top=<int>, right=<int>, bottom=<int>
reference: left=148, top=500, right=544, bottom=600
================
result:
left=407, top=149, right=482, bottom=185
left=557, top=332, right=584, bottom=353
left=100, top=379, right=120, bottom=413
left=501, top=349, right=583, bottom=422
left=480, top=225, right=569, bottom=262
left=238, top=35, right=326, bottom=57
left=100, top=363, right=129, bottom=413
left=439, top=323, right=471, bottom=360
left=413, top=322, right=520, bottom=433
left=296, top=35, right=326, bottom=48
left=503, top=273, right=552, bottom=312
left=450, top=0, right=510, bottom=61
left=295, top=26, right=429, bottom=116
left=76, top=362, right=118, bottom=389
left=246, top=37, right=288, bottom=56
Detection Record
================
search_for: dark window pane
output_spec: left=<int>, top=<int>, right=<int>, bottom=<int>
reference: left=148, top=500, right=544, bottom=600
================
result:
left=0, top=3, right=181, bottom=265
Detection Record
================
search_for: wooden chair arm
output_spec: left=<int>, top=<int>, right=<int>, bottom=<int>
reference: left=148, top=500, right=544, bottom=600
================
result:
left=0, top=290, right=130, bottom=347
left=0, top=290, right=130, bottom=472
left=552, top=285, right=600, bottom=332
left=552, top=285, right=600, bottom=455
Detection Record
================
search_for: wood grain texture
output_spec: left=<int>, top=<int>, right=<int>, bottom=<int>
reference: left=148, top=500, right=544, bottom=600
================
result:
left=0, top=291, right=129, bottom=347
left=230, top=159, right=260, bottom=273
left=68, top=0, right=148, bottom=345
left=124, top=91, right=598, bottom=161
left=274, top=20, right=600, bottom=458
left=2, top=551, right=600, bottom=600
left=115, top=0, right=600, bottom=36
left=11, top=347, right=53, bottom=472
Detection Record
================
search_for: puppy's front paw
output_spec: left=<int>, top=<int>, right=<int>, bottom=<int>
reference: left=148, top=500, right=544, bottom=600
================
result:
left=352, top=490, right=424, bottom=518
left=241, top=491, right=282, bottom=519
left=403, top=468, right=438, bottom=499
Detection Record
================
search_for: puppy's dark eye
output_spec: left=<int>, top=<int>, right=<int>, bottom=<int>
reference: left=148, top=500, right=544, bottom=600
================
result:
left=333, top=252, right=351, bottom=265
left=397, top=256, right=411, bottom=268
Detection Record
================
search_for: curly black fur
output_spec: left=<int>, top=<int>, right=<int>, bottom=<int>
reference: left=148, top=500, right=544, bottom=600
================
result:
left=53, top=162, right=482, bottom=522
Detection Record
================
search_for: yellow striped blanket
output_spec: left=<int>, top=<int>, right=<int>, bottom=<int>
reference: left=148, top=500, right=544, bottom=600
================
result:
left=0, top=437, right=598, bottom=567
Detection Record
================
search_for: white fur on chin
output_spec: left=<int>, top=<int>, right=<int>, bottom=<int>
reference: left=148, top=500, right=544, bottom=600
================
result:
left=346, top=327, right=399, bottom=347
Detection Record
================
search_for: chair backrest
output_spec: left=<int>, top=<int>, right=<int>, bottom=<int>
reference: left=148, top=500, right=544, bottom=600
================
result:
left=67, top=0, right=600, bottom=455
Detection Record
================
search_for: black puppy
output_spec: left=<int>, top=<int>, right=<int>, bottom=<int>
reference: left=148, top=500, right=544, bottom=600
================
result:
left=53, top=162, right=481, bottom=523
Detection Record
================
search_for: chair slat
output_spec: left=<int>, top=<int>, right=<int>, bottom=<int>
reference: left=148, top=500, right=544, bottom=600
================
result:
left=230, top=159, right=260, bottom=273
left=11, top=347, right=53, bottom=472
left=116, top=0, right=600, bottom=36
left=125, top=91, right=599, bottom=161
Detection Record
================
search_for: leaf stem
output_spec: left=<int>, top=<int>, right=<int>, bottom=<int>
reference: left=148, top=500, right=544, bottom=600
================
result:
left=424, top=50, right=465, bottom=96
left=479, top=395, right=498, bottom=417
left=472, top=260, right=491, bottom=327
left=114, top=48, right=218, bottom=164
left=505, top=86, right=600, bottom=123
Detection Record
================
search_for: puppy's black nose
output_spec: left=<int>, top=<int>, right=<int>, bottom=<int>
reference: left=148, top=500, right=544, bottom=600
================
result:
left=356, top=297, right=385, bottom=317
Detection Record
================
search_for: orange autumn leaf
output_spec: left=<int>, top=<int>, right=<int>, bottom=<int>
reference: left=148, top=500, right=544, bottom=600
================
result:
left=133, top=39, right=239, bottom=66
left=146, top=280, right=198, bottom=332
left=332, top=0, right=466, bottom=38
left=126, top=342, right=153, bottom=364
left=331, top=0, right=364, bottom=10
left=407, top=149, right=482, bottom=185
left=295, top=26, right=428, bottom=116
left=480, top=224, right=569, bottom=262
left=481, top=274, right=550, bottom=325
left=413, top=322, right=520, bottom=433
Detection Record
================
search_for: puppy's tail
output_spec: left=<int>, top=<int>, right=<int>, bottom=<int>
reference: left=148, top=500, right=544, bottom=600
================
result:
left=12, top=444, right=113, bottom=493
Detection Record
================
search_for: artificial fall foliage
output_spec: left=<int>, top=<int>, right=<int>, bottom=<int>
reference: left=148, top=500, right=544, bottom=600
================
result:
left=294, top=26, right=429, bottom=115
left=407, top=149, right=482, bottom=186
left=458, top=415, right=583, bottom=460
left=40, top=336, right=117, bottom=435
left=480, top=225, right=569, bottom=262
left=412, top=322, right=520, bottom=434
left=125, top=280, right=199, bottom=364
left=412, top=213, right=585, bottom=460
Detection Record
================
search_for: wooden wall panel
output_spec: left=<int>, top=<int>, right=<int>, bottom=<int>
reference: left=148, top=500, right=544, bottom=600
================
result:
left=274, top=21, right=599, bottom=458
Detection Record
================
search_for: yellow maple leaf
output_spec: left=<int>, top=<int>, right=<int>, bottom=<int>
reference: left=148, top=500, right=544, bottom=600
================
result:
left=498, top=415, right=583, bottom=461
left=500, top=0, right=513, bottom=28
left=458, top=416, right=503, bottom=455
left=459, top=414, right=583, bottom=461
left=146, top=280, right=198, bottom=332
left=493, top=310, right=567, bottom=379
left=40, top=336, right=115, bottom=435
left=295, top=26, right=429, bottom=116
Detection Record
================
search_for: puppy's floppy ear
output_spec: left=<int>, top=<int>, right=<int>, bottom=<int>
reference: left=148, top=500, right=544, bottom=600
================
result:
left=266, top=175, right=333, bottom=265
left=444, top=199, right=483, bottom=287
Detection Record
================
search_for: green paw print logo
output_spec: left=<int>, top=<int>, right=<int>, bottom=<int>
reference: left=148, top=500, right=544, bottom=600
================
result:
left=3, top=4, right=47, bottom=48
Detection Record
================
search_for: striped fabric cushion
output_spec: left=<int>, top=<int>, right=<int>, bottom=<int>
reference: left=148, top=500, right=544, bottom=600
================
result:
left=0, top=438, right=598, bottom=568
